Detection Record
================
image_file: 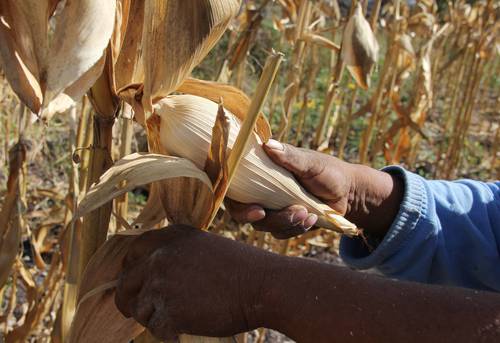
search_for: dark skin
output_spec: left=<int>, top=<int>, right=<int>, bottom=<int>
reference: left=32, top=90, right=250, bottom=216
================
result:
left=116, top=227, right=500, bottom=342
left=226, top=139, right=404, bottom=238
left=115, top=140, right=500, bottom=342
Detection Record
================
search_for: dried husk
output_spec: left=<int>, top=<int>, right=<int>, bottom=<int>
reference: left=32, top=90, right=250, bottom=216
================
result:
left=341, top=3, right=379, bottom=89
left=157, top=95, right=358, bottom=235
left=177, top=78, right=272, bottom=142
left=0, top=0, right=116, bottom=114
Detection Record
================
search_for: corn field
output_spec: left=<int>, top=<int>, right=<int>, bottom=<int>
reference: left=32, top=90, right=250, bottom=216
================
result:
left=0, top=0, right=498, bottom=342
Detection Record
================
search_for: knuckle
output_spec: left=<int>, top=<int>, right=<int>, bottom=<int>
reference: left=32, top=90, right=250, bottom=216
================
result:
left=148, top=306, right=178, bottom=341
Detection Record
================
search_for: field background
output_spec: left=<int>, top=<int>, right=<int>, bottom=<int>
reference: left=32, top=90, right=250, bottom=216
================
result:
left=0, top=0, right=498, bottom=342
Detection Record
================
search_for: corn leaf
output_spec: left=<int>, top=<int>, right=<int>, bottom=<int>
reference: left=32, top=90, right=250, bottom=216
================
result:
left=0, top=0, right=116, bottom=114
left=45, top=0, right=116, bottom=104
left=75, top=153, right=213, bottom=220
left=141, top=0, right=241, bottom=113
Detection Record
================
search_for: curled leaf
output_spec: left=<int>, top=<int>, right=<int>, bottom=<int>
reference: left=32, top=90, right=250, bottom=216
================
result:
left=75, top=153, right=214, bottom=220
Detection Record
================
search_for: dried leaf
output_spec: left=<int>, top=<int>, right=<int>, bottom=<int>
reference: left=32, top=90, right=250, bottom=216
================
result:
left=75, top=153, right=214, bottom=220
left=204, top=103, right=230, bottom=206
left=0, top=1, right=45, bottom=113
left=341, top=3, right=379, bottom=89
left=228, top=9, right=263, bottom=70
left=0, top=0, right=116, bottom=114
left=397, top=34, right=415, bottom=57
left=44, top=0, right=116, bottom=104
left=114, top=0, right=145, bottom=95
left=301, top=33, right=341, bottom=52
left=141, top=0, right=241, bottom=114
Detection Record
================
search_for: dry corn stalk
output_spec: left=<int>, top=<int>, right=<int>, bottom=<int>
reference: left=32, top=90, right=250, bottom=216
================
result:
left=0, top=0, right=116, bottom=116
left=341, top=3, right=379, bottom=89
left=157, top=94, right=357, bottom=235
left=0, top=141, right=26, bottom=290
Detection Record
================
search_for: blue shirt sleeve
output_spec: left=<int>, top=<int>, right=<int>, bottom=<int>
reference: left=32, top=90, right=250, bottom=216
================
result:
left=339, top=166, right=500, bottom=292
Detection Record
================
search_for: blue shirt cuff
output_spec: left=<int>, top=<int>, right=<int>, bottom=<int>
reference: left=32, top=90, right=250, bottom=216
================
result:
left=339, top=166, right=428, bottom=270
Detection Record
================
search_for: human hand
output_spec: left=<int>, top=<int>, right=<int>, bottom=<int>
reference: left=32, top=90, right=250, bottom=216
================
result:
left=114, top=225, right=277, bottom=340
left=227, top=139, right=403, bottom=238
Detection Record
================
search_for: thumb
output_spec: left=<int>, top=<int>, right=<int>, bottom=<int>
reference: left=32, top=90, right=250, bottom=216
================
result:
left=263, top=139, right=319, bottom=179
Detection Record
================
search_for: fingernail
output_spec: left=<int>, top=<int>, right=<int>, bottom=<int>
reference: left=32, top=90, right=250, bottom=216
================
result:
left=303, top=214, right=318, bottom=229
left=291, top=208, right=308, bottom=225
left=246, top=206, right=266, bottom=222
left=265, top=139, right=284, bottom=151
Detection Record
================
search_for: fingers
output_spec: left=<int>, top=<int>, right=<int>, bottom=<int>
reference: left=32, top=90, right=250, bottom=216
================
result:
left=264, top=139, right=324, bottom=180
left=225, top=199, right=265, bottom=223
left=115, top=261, right=177, bottom=341
left=253, top=205, right=318, bottom=239
left=115, top=261, right=146, bottom=318
left=226, top=199, right=318, bottom=239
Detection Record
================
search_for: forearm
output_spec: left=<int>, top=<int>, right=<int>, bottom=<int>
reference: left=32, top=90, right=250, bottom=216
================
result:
left=255, top=255, right=500, bottom=343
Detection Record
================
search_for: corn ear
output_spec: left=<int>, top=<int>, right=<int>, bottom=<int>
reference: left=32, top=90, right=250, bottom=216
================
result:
left=177, top=78, right=272, bottom=142
left=341, top=3, right=379, bottom=89
left=157, top=95, right=358, bottom=236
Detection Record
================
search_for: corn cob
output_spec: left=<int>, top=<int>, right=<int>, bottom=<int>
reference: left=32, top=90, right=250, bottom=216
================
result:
left=157, top=94, right=358, bottom=236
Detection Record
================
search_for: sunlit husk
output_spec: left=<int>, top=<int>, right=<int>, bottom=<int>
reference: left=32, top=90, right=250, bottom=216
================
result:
left=157, top=95, right=357, bottom=235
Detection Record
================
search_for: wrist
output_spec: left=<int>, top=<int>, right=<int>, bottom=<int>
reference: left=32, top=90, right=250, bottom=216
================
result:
left=345, top=164, right=404, bottom=237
